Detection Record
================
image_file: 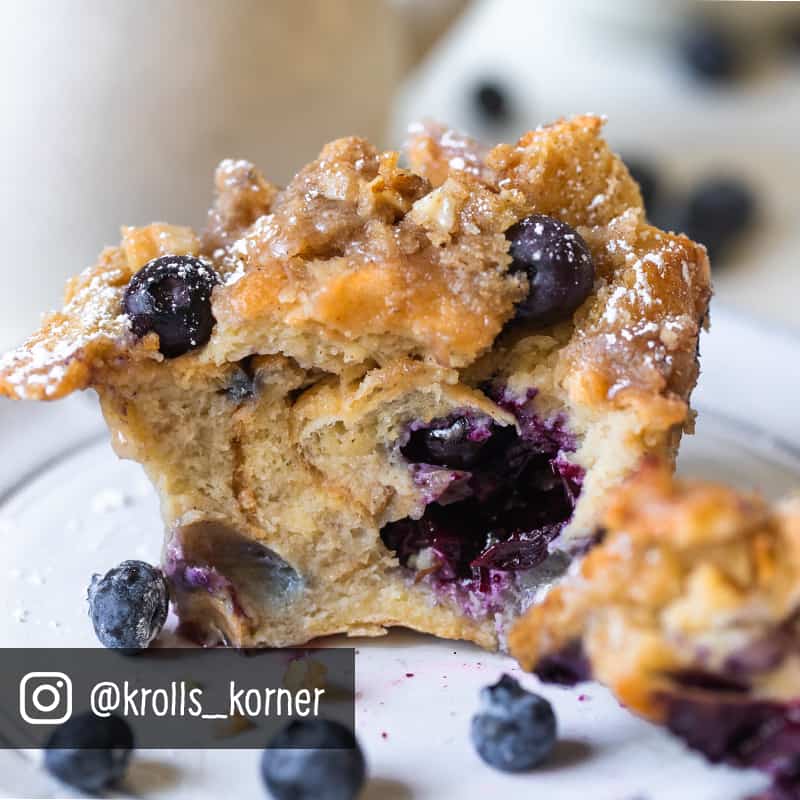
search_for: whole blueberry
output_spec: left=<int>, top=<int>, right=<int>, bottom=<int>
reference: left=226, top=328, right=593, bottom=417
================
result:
left=506, top=214, right=595, bottom=327
left=625, top=158, right=660, bottom=213
left=261, top=719, right=366, bottom=800
left=472, top=80, right=512, bottom=123
left=44, top=712, right=133, bottom=793
left=88, top=560, right=169, bottom=652
left=123, top=254, right=220, bottom=358
left=471, top=674, right=557, bottom=772
left=686, top=177, right=755, bottom=259
left=680, top=26, right=738, bottom=82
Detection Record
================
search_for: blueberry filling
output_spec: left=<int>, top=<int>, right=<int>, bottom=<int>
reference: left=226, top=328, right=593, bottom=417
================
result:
left=380, top=391, right=583, bottom=599
left=534, top=640, right=592, bottom=687
left=534, top=642, right=800, bottom=795
left=668, top=669, right=749, bottom=694
left=661, top=694, right=800, bottom=792
left=725, top=619, right=800, bottom=678
left=403, top=413, right=496, bottom=470
left=661, top=630, right=800, bottom=794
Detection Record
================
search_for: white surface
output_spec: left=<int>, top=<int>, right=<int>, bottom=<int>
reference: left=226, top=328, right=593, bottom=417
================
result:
left=0, top=307, right=799, bottom=799
left=392, top=0, right=800, bottom=331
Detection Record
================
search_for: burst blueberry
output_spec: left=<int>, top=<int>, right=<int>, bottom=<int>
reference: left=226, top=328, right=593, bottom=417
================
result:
left=44, top=712, right=133, bottom=793
left=403, top=415, right=493, bottom=470
left=471, top=674, right=557, bottom=772
left=123, top=254, right=220, bottom=358
left=87, top=560, right=169, bottom=651
left=506, top=214, right=595, bottom=327
left=261, top=719, right=366, bottom=800
left=385, top=406, right=581, bottom=585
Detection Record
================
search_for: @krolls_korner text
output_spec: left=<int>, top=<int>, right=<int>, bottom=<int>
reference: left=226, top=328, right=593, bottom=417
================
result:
left=90, top=680, right=325, bottom=720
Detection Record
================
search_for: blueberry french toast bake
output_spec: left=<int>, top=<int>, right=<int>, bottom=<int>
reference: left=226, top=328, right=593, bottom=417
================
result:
left=509, top=462, right=800, bottom=793
left=0, top=116, right=710, bottom=649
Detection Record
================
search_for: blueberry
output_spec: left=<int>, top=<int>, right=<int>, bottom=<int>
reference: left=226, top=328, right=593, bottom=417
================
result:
left=403, top=416, right=492, bottom=470
left=88, top=560, right=169, bottom=651
left=686, top=177, right=755, bottom=259
left=471, top=674, right=556, bottom=772
left=225, top=365, right=256, bottom=402
left=680, top=26, right=738, bottom=82
left=472, top=81, right=512, bottom=123
left=123, top=254, right=220, bottom=358
left=506, top=214, right=595, bottom=327
left=44, top=712, right=133, bottom=793
left=261, top=719, right=366, bottom=800
left=534, top=641, right=593, bottom=686
left=625, top=158, right=660, bottom=213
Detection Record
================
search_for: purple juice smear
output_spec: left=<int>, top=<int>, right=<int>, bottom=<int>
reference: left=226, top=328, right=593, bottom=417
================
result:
left=381, top=388, right=584, bottom=613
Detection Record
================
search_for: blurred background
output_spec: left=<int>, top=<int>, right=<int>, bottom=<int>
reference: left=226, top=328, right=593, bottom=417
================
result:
left=2, top=0, right=799, bottom=352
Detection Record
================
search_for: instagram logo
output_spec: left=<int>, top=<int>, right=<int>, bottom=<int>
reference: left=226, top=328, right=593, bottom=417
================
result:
left=19, top=672, right=73, bottom=725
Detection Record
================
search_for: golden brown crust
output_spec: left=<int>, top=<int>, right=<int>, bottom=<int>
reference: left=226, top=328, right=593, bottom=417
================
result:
left=202, top=159, right=279, bottom=254
left=207, top=137, right=526, bottom=370
left=562, top=217, right=710, bottom=426
left=409, top=116, right=711, bottom=425
left=406, top=121, right=494, bottom=188
left=1, top=115, right=709, bottom=419
left=509, top=462, right=800, bottom=719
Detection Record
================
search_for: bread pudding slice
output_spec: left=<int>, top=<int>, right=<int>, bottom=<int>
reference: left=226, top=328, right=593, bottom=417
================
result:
left=510, top=462, right=800, bottom=792
left=0, top=116, right=710, bottom=649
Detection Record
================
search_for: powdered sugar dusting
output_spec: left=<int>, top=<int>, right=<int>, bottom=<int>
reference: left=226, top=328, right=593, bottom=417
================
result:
left=408, top=121, right=494, bottom=185
left=588, top=193, right=606, bottom=209
left=0, top=263, right=131, bottom=398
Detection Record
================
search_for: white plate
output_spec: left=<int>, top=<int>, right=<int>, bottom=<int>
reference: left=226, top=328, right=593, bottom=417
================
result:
left=0, top=306, right=798, bottom=800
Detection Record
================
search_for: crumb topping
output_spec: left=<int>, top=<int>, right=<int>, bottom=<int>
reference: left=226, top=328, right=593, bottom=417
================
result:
left=0, top=115, right=710, bottom=417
